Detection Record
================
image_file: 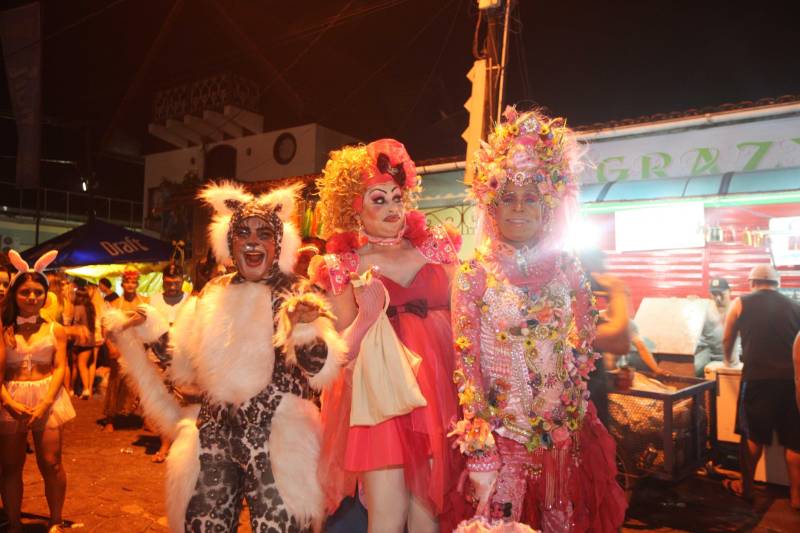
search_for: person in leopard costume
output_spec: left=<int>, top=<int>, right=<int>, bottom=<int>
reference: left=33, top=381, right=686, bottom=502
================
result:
left=105, top=182, right=346, bottom=532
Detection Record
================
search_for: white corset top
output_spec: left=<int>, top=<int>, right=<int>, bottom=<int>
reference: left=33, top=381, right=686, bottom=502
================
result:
left=6, top=322, right=56, bottom=371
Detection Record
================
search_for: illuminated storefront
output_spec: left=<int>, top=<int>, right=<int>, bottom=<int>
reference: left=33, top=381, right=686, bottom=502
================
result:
left=419, top=100, right=800, bottom=310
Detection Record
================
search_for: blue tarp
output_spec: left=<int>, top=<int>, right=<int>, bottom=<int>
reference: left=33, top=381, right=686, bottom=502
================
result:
left=22, top=219, right=173, bottom=268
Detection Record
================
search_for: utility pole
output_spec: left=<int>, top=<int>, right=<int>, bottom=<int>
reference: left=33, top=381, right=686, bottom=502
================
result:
left=461, top=0, right=515, bottom=184
left=496, top=0, right=513, bottom=123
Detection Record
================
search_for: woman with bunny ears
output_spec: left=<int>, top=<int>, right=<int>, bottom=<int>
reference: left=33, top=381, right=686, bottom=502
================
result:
left=1, top=250, right=75, bottom=533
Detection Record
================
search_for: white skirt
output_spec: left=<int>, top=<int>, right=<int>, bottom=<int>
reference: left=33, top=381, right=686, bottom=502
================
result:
left=0, top=376, right=76, bottom=434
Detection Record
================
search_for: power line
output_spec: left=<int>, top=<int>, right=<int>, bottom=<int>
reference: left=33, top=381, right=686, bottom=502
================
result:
left=511, top=9, right=531, bottom=101
left=321, top=0, right=457, bottom=123
left=195, top=0, right=356, bottom=149
left=271, top=0, right=413, bottom=47
left=102, top=0, right=188, bottom=147
left=142, top=1, right=414, bottom=167
left=139, top=0, right=417, bottom=78
left=228, top=0, right=448, bottom=182
left=1, top=0, right=131, bottom=59
left=399, top=0, right=462, bottom=133
left=265, top=0, right=355, bottom=90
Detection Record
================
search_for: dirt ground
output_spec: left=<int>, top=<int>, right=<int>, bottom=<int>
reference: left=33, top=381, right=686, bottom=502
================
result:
left=3, top=396, right=799, bottom=532
left=623, top=474, right=800, bottom=533
left=10, top=395, right=168, bottom=532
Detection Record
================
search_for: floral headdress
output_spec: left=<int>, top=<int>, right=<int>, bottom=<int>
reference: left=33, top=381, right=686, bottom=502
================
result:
left=472, top=106, right=580, bottom=209
left=470, top=106, right=583, bottom=247
left=317, top=139, right=420, bottom=238
left=122, top=266, right=140, bottom=282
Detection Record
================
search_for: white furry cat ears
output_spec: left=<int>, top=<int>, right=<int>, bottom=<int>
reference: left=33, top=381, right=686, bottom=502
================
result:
left=7, top=249, right=58, bottom=288
left=198, top=181, right=301, bottom=275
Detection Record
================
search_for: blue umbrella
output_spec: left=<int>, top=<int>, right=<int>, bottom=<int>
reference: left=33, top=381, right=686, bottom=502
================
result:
left=22, top=219, right=173, bottom=267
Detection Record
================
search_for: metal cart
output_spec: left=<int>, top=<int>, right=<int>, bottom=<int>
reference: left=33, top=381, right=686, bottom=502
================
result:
left=606, top=373, right=716, bottom=493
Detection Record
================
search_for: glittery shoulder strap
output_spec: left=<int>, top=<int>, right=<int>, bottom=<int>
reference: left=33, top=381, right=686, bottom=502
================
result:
left=310, top=252, right=360, bottom=296
left=415, top=223, right=460, bottom=265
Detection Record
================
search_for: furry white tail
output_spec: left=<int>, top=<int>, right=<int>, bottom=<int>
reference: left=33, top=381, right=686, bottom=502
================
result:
left=166, top=406, right=201, bottom=532
left=106, top=317, right=182, bottom=440
left=105, top=308, right=201, bottom=532
left=271, top=395, right=325, bottom=526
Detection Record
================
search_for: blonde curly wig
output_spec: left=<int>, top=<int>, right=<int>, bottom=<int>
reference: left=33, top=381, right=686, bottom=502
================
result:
left=316, top=144, right=420, bottom=237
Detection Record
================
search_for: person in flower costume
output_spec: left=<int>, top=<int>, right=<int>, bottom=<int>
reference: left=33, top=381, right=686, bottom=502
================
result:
left=451, top=107, right=627, bottom=532
left=309, top=139, right=468, bottom=532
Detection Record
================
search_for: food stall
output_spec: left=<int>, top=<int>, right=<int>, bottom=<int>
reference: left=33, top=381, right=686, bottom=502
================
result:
left=579, top=174, right=800, bottom=311
left=418, top=100, right=800, bottom=304
left=704, top=362, right=790, bottom=486
left=607, top=297, right=716, bottom=485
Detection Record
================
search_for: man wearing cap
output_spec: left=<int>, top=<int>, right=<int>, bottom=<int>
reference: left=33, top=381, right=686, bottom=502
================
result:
left=694, top=278, right=733, bottom=376
left=722, top=265, right=800, bottom=506
left=710, top=277, right=732, bottom=317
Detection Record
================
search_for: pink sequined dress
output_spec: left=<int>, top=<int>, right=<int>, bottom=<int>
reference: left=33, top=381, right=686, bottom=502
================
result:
left=312, top=218, right=469, bottom=532
left=451, top=243, right=627, bottom=532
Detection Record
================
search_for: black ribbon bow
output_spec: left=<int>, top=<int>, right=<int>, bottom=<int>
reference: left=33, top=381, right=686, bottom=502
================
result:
left=386, top=298, right=428, bottom=318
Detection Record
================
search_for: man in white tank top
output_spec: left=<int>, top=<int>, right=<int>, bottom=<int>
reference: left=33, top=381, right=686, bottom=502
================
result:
left=145, top=263, right=188, bottom=463
left=148, top=264, right=187, bottom=327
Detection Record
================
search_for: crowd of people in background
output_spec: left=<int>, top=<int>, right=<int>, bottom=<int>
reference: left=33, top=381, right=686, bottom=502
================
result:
left=0, top=249, right=225, bottom=533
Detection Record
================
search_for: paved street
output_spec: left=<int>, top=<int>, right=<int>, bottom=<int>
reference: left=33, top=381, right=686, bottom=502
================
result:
left=623, top=473, right=800, bottom=532
left=13, top=395, right=168, bottom=532
left=5, top=396, right=800, bottom=532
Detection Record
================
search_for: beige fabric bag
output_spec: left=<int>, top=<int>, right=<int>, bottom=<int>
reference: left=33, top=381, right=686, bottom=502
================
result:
left=350, top=286, right=427, bottom=426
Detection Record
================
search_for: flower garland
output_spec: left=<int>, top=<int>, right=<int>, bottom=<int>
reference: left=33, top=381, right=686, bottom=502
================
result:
left=452, top=255, right=598, bottom=455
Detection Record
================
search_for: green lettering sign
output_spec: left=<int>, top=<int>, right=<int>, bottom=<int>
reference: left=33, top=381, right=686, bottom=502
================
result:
left=640, top=152, right=672, bottom=179
left=737, top=141, right=773, bottom=172
left=689, top=148, right=720, bottom=175
left=597, top=156, right=628, bottom=183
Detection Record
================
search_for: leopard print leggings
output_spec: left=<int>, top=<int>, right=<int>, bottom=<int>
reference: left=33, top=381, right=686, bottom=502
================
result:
left=184, top=385, right=310, bottom=533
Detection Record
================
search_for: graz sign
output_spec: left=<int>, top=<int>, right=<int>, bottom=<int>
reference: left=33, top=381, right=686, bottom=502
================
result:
left=580, top=114, right=800, bottom=183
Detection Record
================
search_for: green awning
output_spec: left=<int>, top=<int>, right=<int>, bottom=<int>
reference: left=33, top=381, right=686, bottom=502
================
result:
left=419, top=166, right=800, bottom=210
left=419, top=170, right=467, bottom=209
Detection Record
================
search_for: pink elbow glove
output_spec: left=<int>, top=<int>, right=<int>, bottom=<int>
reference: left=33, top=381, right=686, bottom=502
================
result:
left=342, top=276, right=386, bottom=360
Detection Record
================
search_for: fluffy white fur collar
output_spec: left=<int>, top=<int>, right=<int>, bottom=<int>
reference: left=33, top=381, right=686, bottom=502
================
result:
left=171, top=280, right=275, bottom=405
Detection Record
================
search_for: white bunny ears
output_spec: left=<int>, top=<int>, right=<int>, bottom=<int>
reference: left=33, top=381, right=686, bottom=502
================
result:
left=7, top=249, right=58, bottom=289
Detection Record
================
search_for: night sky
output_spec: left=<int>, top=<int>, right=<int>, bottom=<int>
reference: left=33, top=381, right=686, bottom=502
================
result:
left=1, top=0, right=798, bottom=199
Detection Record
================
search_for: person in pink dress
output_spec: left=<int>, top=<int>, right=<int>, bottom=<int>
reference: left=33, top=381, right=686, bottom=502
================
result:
left=310, top=139, right=467, bottom=533
left=450, top=107, right=627, bottom=532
